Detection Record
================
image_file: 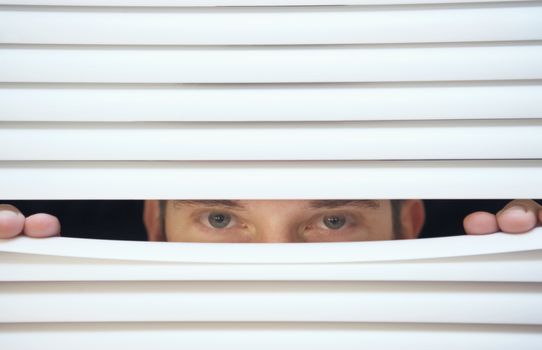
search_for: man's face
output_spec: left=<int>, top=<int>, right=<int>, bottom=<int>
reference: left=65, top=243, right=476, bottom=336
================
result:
left=163, top=200, right=400, bottom=243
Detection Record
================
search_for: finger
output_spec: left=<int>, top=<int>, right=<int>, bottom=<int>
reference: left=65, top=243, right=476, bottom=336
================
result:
left=463, top=211, right=499, bottom=235
left=24, top=213, right=61, bottom=238
left=0, top=204, right=26, bottom=239
left=496, top=199, right=541, bottom=234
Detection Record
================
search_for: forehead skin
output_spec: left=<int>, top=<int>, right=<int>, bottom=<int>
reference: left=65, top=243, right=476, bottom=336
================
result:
left=164, top=200, right=394, bottom=243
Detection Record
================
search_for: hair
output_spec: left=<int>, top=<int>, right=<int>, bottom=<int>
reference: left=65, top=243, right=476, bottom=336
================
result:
left=160, top=199, right=167, bottom=240
left=159, top=199, right=404, bottom=241
left=390, top=199, right=403, bottom=239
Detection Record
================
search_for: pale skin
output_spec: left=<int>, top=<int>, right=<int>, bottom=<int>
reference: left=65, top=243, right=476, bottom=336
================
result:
left=0, top=199, right=541, bottom=242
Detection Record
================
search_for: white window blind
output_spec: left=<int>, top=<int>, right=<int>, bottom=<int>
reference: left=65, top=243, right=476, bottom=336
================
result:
left=1, top=231, right=542, bottom=349
left=0, top=1, right=541, bottom=198
left=1, top=1, right=541, bottom=349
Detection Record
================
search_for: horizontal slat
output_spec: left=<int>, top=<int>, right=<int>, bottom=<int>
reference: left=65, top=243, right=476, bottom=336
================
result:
left=3, top=250, right=542, bottom=282
left=1, top=281, right=541, bottom=323
left=2, top=323, right=541, bottom=350
left=2, top=44, right=541, bottom=83
left=0, top=0, right=535, bottom=5
left=2, top=82, right=542, bottom=121
left=4, top=232, right=542, bottom=264
left=1, top=232, right=541, bottom=280
left=0, top=160, right=540, bottom=199
left=2, top=4, right=542, bottom=45
left=1, top=120, right=541, bottom=160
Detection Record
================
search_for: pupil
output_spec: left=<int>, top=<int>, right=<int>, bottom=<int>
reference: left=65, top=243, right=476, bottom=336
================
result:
left=208, top=212, right=231, bottom=228
left=324, top=215, right=345, bottom=229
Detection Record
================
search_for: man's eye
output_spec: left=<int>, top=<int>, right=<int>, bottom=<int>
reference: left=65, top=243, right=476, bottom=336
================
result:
left=322, top=215, right=346, bottom=230
left=207, top=212, right=232, bottom=229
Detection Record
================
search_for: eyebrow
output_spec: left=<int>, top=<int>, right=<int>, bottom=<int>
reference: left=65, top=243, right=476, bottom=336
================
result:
left=174, top=200, right=380, bottom=210
left=308, top=200, right=381, bottom=209
left=174, top=200, right=245, bottom=209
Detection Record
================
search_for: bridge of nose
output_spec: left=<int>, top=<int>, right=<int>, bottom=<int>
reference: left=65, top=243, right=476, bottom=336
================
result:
left=239, top=201, right=311, bottom=243
left=251, top=218, right=305, bottom=243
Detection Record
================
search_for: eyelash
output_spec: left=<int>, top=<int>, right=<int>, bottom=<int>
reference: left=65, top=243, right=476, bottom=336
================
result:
left=194, top=210, right=363, bottom=237
left=308, top=212, right=359, bottom=232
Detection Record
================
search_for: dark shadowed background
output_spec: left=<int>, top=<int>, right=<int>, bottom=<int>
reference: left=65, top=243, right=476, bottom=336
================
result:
left=4, top=200, right=539, bottom=241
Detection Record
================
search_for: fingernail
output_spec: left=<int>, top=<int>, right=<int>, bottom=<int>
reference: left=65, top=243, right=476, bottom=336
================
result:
left=507, top=206, right=528, bottom=213
left=0, top=210, right=18, bottom=219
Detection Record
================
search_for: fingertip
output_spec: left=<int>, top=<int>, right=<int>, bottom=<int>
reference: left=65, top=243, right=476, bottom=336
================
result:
left=463, top=211, right=498, bottom=235
left=24, top=213, right=61, bottom=238
left=497, top=206, right=537, bottom=233
left=0, top=205, right=26, bottom=239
